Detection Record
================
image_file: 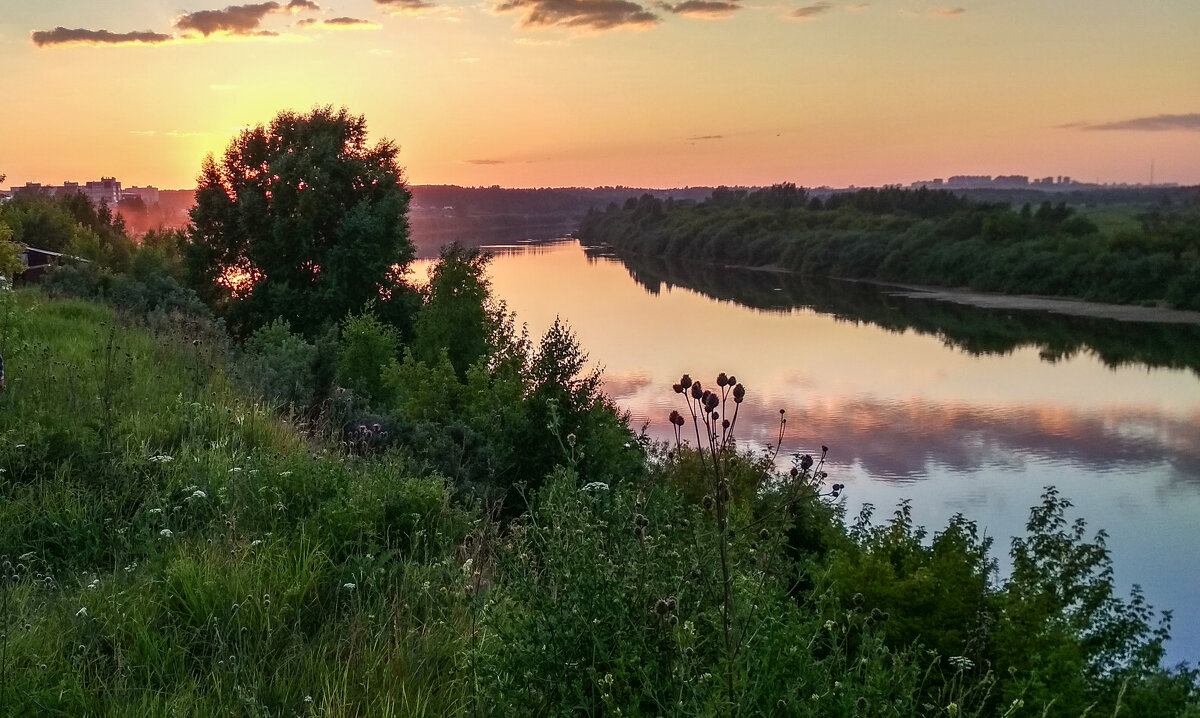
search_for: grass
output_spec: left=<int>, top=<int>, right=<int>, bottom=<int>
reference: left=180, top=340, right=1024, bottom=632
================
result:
left=0, top=291, right=475, bottom=715
left=1, top=288, right=1196, bottom=717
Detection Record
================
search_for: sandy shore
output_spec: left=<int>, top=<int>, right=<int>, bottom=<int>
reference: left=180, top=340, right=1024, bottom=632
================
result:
left=871, top=282, right=1200, bottom=326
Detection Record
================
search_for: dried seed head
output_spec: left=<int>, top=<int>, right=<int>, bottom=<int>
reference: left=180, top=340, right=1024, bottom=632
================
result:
left=732, top=383, right=745, bottom=403
left=680, top=374, right=693, bottom=389
left=654, top=599, right=669, bottom=616
left=800, top=454, right=813, bottom=471
left=690, top=383, right=703, bottom=400
left=673, top=383, right=683, bottom=394
left=716, top=372, right=729, bottom=387
left=702, top=496, right=714, bottom=512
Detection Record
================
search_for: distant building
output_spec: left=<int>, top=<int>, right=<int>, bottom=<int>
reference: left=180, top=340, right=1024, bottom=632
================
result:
left=9, top=177, right=123, bottom=207
left=122, top=185, right=160, bottom=205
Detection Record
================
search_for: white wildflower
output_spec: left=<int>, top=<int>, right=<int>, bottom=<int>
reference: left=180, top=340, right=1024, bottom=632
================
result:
left=76, top=607, right=88, bottom=617
left=159, top=529, right=173, bottom=538
left=280, top=471, right=293, bottom=477
left=87, top=578, right=100, bottom=590
left=148, top=455, right=173, bottom=463
left=342, top=582, right=356, bottom=591
left=461, top=558, right=474, bottom=576
left=229, top=467, right=242, bottom=473
left=824, top=620, right=836, bottom=631
left=250, top=540, right=263, bottom=548
left=580, top=482, right=610, bottom=492
left=948, top=655, right=974, bottom=672
left=148, top=508, right=163, bottom=516
left=190, top=489, right=207, bottom=500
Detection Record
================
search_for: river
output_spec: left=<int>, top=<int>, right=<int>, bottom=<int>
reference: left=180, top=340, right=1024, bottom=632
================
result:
left=416, top=236, right=1200, bottom=666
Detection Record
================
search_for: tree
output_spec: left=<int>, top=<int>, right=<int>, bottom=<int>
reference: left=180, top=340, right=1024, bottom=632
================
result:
left=185, top=106, right=415, bottom=336
left=412, top=242, right=493, bottom=378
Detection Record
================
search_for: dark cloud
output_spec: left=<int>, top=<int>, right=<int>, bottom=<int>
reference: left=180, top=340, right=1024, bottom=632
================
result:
left=496, top=0, right=659, bottom=31
left=659, top=0, right=741, bottom=18
left=175, top=2, right=317, bottom=36
left=298, top=16, right=380, bottom=27
left=928, top=7, right=965, bottom=17
left=789, top=1, right=832, bottom=20
left=1073, top=113, right=1200, bottom=132
left=466, top=159, right=506, bottom=165
left=687, top=134, right=724, bottom=140
left=374, top=0, right=440, bottom=14
left=31, top=27, right=173, bottom=47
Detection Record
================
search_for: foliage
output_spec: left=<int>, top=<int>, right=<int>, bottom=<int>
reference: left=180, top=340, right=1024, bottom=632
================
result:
left=412, top=242, right=494, bottom=378
left=235, top=318, right=320, bottom=409
left=185, top=106, right=416, bottom=337
left=336, top=308, right=401, bottom=406
left=578, top=186, right=1200, bottom=310
left=2, top=291, right=1197, bottom=717
left=0, top=220, right=21, bottom=283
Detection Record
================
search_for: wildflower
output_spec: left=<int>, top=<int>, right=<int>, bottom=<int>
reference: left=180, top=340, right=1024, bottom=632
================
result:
left=250, top=540, right=263, bottom=548
left=824, top=620, right=836, bottom=631
left=580, top=481, right=610, bottom=492
left=461, top=559, right=474, bottom=576
left=76, top=607, right=88, bottom=617
left=229, top=467, right=242, bottom=473
left=305, top=696, right=314, bottom=704
left=279, top=471, right=293, bottom=477
left=190, top=490, right=207, bottom=500
left=87, top=578, right=100, bottom=590
left=343, top=583, right=356, bottom=591
left=159, top=529, right=173, bottom=538
left=947, top=703, right=960, bottom=715
left=148, top=455, right=173, bottom=463
left=948, top=655, right=974, bottom=671
left=566, top=433, right=577, bottom=447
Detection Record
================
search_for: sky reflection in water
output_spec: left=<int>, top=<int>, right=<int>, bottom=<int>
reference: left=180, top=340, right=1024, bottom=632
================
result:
left=418, top=239, right=1200, bottom=664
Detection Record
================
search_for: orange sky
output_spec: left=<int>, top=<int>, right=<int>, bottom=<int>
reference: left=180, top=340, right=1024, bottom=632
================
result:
left=2, top=0, right=1198, bottom=189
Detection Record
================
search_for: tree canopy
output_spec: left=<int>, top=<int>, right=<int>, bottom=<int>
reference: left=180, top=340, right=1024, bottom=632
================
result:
left=186, top=106, right=415, bottom=336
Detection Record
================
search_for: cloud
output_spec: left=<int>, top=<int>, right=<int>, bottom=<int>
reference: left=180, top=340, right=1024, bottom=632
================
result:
left=659, top=0, right=741, bottom=18
left=175, top=2, right=318, bottom=37
left=1071, top=113, right=1200, bottom=132
left=515, top=36, right=570, bottom=46
left=31, top=27, right=173, bottom=47
left=789, top=1, right=832, bottom=20
left=687, top=134, right=723, bottom=141
left=495, top=0, right=659, bottom=31
left=928, top=7, right=965, bottom=17
left=466, top=159, right=506, bottom=165
left=298, top=16, right=382, bottom=28
left=374, top=0, right=441, bottom=15
left=845, top=3, right=869, bottom=10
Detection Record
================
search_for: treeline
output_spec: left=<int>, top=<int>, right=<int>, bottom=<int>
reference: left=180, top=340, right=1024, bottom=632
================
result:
left=578, top=184, right=1200, bottom=310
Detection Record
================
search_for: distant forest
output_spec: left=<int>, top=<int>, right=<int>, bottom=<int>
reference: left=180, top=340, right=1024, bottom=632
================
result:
left=577, top=184, right=1200, bottom=311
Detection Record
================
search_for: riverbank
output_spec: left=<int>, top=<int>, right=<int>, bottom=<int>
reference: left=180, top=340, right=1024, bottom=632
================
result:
left=875, top=282, right=1200, bottom=326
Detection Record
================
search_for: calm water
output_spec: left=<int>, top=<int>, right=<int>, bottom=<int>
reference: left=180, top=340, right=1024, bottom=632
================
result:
left=418, top=237, right=1200, bottom=665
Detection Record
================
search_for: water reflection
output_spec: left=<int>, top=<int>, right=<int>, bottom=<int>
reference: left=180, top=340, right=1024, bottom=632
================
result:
left=595, top=250, right=1200, bottom=376
left=478, top=241, right=1200, bottom=663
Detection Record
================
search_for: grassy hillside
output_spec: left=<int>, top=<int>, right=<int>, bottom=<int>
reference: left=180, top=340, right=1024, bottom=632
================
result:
left=1, top=289, right=1197, bottom=716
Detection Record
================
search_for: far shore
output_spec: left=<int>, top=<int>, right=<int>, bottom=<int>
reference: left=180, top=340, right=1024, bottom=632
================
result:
left=864, top=281, right=1200, bottom=326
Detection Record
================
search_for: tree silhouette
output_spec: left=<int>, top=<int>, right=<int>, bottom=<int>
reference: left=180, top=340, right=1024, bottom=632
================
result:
left=186, top=106, right=415, bottom=336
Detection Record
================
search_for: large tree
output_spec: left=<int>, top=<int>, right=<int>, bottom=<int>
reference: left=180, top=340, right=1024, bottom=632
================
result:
left=186, top=107, right=415, bottom=336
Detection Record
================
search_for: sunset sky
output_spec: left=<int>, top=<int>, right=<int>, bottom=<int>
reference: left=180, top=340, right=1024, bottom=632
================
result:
left=2, top=0, right=1198, bottom=189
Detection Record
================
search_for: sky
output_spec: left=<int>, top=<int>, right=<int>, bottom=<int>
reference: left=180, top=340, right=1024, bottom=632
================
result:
left=1, top=0, right=1198, bottom=189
